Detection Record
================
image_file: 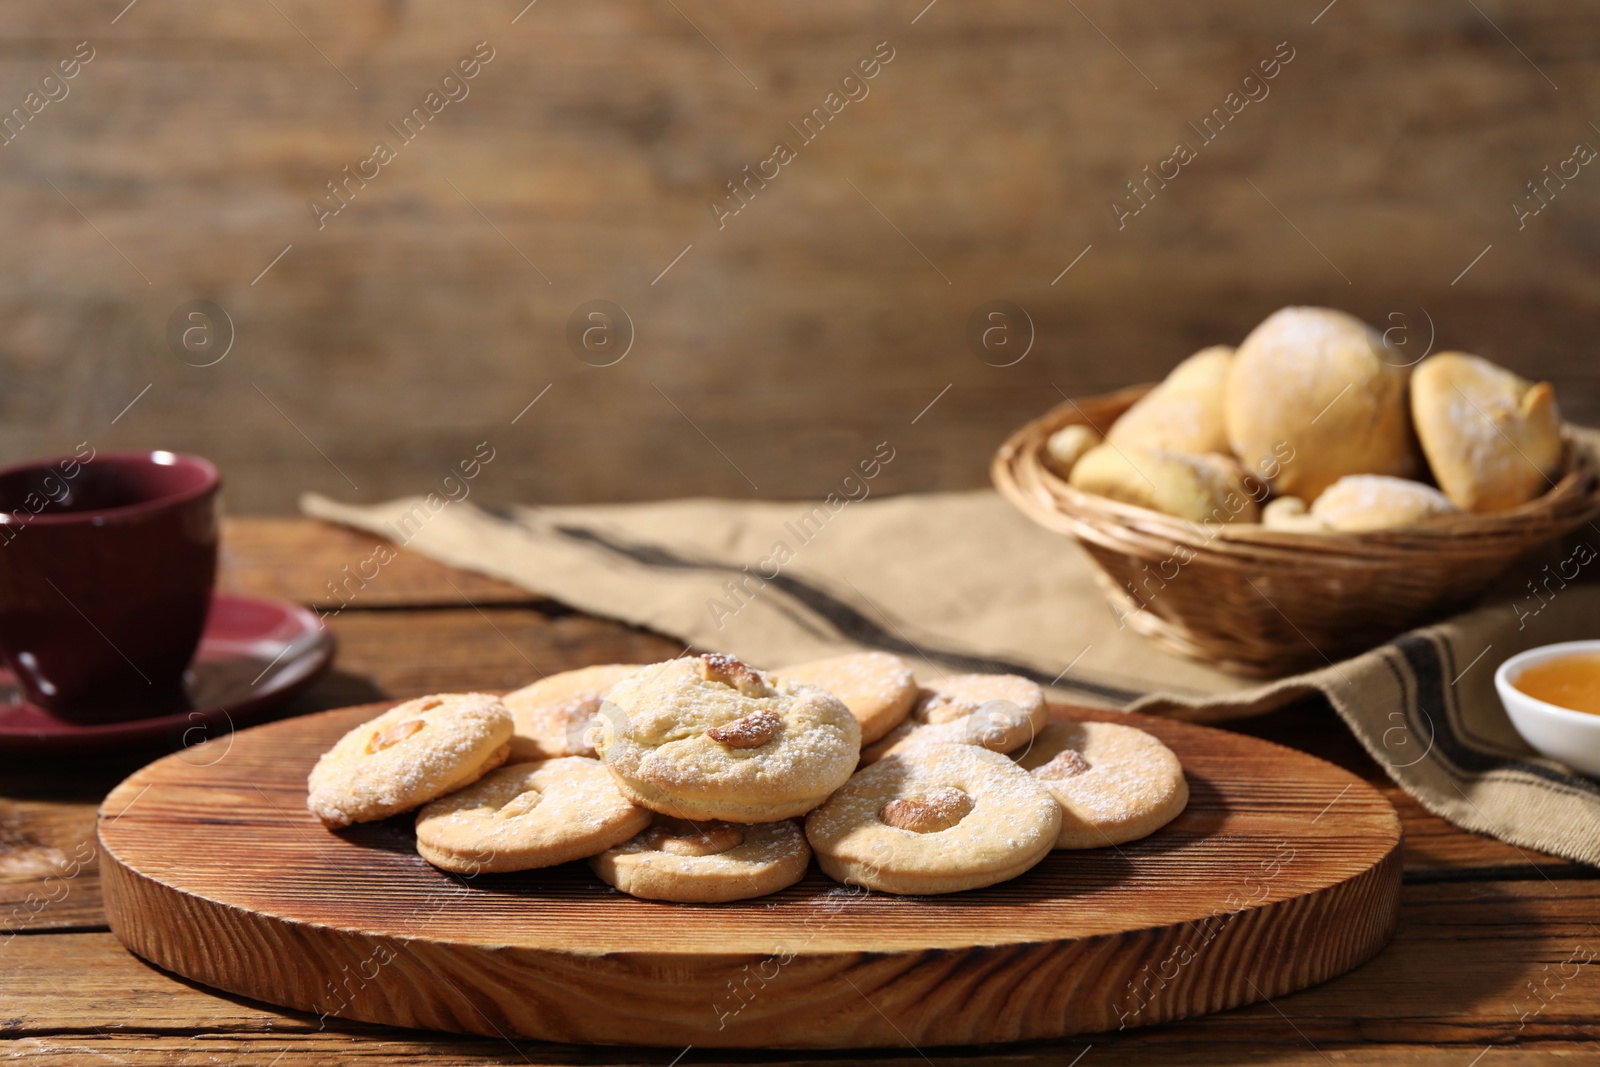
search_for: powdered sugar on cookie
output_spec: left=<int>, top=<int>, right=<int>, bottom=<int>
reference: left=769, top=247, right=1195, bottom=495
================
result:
left=1016, top=721, right=1188, bottom=849
left=599, top=655, right=861, bottom=822
left=307, top=693, right=513, bottom=828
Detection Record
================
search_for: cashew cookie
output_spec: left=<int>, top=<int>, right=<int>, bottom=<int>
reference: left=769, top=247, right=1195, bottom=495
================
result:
left=861, top=673, right=1047, bottom=764
left=306, top=693, right=513, bottom=828
left=1015, top=721, right=1188, bottom=849
left=505, top=663, right=645, bottom=761
left=774, top=651, right=917, bottom=744
left=414, top=757, right=651, bottom=874
left=597, top=654, right=861, bottom=823
left=805, top=743, right=1061, bottom=895
left=590, top=815, right=812, bottom=903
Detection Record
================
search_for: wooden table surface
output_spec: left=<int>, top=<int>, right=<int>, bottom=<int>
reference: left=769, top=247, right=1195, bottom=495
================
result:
left=4, top=516, right=1598, bottom=1066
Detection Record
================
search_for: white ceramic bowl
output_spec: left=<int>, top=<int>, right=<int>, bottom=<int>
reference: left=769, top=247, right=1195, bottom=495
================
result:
left=1495, top=640, right=1600, bottom=779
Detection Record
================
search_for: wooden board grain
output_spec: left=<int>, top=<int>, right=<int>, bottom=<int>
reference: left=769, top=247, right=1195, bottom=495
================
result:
left=16, top=873, right=1600, bottom=1064
left=96, top=701, right=1401, bottom=1048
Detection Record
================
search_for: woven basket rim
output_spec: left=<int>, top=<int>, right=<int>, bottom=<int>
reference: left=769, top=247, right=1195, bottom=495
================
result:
left=992, top=384, right=1600, bottom=568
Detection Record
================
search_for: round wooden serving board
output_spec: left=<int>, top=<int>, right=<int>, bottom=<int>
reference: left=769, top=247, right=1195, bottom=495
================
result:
left=99, top=701, right=1401, bottom=1049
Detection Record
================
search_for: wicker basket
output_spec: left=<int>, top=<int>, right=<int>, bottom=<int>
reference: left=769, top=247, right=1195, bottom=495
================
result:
left=991, top=384, right=1600, bottom=677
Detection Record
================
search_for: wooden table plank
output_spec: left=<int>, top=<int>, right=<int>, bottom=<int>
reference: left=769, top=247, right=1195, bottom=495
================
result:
left=319, top=604, right=685, bottom=695
left=218, top=516, right=540, bottom=609
left=0, top=798, right=103, bottom=935
left=17, top=1037, right=1590, bottom=1067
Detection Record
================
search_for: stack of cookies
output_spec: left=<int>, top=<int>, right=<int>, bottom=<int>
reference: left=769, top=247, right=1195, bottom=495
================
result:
left=1052, top=306, right=1567, bottom=531
left=305, top=651, right=1188, bottom=902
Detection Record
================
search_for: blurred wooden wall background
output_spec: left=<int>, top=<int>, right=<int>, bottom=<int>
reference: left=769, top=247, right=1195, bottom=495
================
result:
left=2, top=0, right=1597, bottom=512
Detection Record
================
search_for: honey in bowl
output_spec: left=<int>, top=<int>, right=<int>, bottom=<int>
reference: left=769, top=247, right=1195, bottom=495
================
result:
left=1512, top=652, right=1600, bottom=717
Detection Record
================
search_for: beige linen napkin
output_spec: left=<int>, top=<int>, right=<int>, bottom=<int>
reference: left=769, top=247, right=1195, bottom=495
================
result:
left=303, top=489, right=1600, bottom=867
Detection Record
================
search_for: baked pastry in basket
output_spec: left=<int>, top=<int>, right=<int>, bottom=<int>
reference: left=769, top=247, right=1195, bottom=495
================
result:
left=1411, top=352, right=1563, bottom=513
left=1106, top=346, right=1233, bottom=455
left=1068, top=444, right=1261, bottom=524
left=1309, top=474, right=1457, bottom=532
left=1226, top=307, right=1418, bottom=499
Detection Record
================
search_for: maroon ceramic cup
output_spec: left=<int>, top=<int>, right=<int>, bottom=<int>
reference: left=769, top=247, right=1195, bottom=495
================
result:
left=0, top=450, right=219, bottom=717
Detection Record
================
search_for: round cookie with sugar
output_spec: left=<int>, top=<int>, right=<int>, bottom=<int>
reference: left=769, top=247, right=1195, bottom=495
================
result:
left=306, top=692, right=513, bottom=828
left=414, top=757, right=651, bottom=874
left=597, top=654, right=861, bottom=823
left=591, top=815, right=812, bottom=903
left=861, top=673, right=1048, bottom=765
left=504, top=663, right=646, bottom=761
left=1014, top=721, right=1188, bottom=849
left=805, top=743, right=1061, bottom=895
left=774, top=651, right=917, bottom=745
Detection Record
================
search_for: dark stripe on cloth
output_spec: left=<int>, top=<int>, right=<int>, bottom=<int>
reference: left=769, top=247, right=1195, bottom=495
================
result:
left=549, top=523, right=1144, bottom=705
